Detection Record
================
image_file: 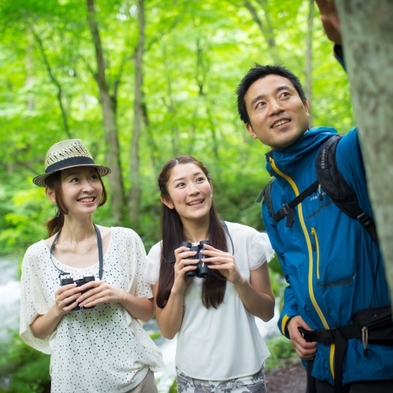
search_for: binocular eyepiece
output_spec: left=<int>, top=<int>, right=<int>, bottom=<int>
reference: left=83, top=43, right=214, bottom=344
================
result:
left=181, top=240, right=211, bottom=278
left=61, top=275, right=95, bottom=311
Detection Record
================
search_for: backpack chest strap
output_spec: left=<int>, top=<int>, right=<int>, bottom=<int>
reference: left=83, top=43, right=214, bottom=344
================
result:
left=273, top=180, right=319, bottom=226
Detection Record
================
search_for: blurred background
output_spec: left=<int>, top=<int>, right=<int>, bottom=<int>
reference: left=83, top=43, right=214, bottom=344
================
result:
left=0, top=0, right=353, bottom=391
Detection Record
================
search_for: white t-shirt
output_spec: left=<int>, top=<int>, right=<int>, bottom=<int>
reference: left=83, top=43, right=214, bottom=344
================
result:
left=146, top=221, right=274, bottom=380
left=20, top=227, right=165, bottom=393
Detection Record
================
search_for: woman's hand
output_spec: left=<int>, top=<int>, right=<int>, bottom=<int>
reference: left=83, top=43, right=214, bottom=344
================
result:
left=30, top=283, right=82, bottom=339
left=55, top=283, right=81, bottom=314
left=171, top=244, right=198, bottom=290
left=204, top=244, right=275, bottom=322
left=78, top=280, right=154, bottom=321
left=77, top=280, right=124, bottom=308
left=200, top=244, right=242, bottom=283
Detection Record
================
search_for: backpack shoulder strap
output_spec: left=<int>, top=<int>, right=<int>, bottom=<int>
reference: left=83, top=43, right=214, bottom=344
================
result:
left=316, top=135, right=378, bottom=244
left=256, top=179, right=275, bottom=215
left=256, top=178, right=318, bottom=227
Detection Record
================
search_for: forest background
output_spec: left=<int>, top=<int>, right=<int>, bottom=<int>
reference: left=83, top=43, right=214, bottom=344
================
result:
left=0, top=0, right=353, bottom=391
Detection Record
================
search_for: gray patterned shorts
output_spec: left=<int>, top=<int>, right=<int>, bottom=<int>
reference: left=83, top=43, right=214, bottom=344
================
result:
left=176, top=366, right=266, bottom=393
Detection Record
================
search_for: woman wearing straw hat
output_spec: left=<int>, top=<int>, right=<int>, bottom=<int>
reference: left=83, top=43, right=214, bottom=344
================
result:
left=19, top=139, right=164, bottom=393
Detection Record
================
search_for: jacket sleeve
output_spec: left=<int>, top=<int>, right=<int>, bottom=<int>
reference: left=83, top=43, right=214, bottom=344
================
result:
left=262, top=202, right=299, bottom=337
left=279, top=283, right=300, bottom=337
left=334, top=44, right=345, bottom=70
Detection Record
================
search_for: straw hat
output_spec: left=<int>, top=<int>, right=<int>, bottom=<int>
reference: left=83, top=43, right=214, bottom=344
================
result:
left=33, top=139, right=111, bottom=187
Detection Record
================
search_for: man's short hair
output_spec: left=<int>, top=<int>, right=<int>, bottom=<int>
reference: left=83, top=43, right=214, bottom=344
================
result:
left=236, top=64, right=307, bottom=124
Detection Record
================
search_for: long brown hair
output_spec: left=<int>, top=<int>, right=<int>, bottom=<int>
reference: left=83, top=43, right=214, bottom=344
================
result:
left=156, top=156, right=227, bottom=309
left=44, top=170, right=108, bottom=237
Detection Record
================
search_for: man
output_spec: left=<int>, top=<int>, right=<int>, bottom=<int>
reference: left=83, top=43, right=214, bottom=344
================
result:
left=236, top=1, right=393, bottom=392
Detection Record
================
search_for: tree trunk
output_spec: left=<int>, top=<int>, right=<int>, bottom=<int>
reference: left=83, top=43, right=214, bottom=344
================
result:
left=305, top=0, right=315, bottom=126
left=128, top=0, right=145, bottom=227
left=31, top=27, right=72, bottom=139
left=195, top=38, right=219, bottom=161
left=335, top=0, right=393, bottom=303
left=86, top=0, right=125, bottom=225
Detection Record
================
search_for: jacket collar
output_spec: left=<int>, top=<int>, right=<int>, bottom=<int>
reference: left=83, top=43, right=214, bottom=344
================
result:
left=265, top=127, right=338, bottom=178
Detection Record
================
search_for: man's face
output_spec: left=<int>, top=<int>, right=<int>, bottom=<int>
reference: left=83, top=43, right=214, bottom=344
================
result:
left=244, top=74, right=310, bottom=150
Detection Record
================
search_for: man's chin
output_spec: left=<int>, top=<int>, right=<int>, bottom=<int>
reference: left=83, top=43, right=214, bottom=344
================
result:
left=270, top=130, right=308, bottom=150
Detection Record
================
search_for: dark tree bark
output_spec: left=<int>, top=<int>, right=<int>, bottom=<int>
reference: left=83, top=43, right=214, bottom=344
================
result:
left=86, top=0, right=126, bottom=225
left=31, top=27, right=72, bottom=139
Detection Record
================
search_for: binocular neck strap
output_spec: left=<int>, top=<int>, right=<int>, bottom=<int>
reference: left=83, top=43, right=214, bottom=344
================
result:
left=95, top=225, right=104, bottom=280
left=50, top=223, right=104, bottom=281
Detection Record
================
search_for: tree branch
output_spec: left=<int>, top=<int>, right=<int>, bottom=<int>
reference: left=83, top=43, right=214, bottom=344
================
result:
left=30, top=26, right=72, bottom=138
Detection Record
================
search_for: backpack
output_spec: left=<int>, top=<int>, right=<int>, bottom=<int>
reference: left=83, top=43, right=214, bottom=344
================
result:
left=257, top=134, right=378, bottom=244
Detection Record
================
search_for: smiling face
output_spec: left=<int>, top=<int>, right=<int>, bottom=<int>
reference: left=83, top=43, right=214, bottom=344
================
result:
left=161, top=162, right=213, bottom=224
left=244, top=74, right=310, bottom=150
left=46, top=166, right=103, bottom=217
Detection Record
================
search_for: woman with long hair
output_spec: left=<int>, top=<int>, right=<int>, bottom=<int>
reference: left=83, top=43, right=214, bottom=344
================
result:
left=146, top=155, right=275, bottom=392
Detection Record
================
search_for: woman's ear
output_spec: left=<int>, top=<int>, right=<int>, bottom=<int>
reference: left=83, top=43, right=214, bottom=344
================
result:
left=160, top=196, right=175, bottom=210
left=46, top=187, right=56, bottom=203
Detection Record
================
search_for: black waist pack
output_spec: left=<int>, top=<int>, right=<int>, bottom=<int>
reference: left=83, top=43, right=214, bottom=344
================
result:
left=299, top=306, right=393, bottom=393
left=300, top=305, right=393, bottom=349
left=353, top=305, right=393, bottom=346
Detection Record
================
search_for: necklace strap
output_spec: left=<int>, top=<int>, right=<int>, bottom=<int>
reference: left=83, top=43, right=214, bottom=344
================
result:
left=50, top=224, right=104, bottom=282
left=95, top=225, right=104, bottom=280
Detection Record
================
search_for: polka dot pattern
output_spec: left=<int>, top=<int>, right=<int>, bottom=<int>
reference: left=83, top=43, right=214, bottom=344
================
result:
left=20, top=227, right=165, bottom=392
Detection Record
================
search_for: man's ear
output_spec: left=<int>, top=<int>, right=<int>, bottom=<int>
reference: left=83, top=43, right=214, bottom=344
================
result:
left=160, top=196, right=174, bottom=210
left=46, top=187, right=56, bottom=203
left=246, top=123, right=258, bottom=139
left=304, top=100, right=310, bottom=117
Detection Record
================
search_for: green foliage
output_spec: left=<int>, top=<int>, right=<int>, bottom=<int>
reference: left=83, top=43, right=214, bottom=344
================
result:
left=0, top=0, right=355, bottom=389
left=0, top=177, right=47, bottom=258
left=149, top=332, right=161, bottom=341
left=265, top=334, right=298, bottom=371
left=0, top=0, right=353, bottom=255
left=168, top=379, right=177, bottom=393
left=0, top=333, right=50, bottom=393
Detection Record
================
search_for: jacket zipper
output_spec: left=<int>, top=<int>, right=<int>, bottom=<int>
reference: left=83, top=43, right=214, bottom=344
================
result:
left=311, top=227, right=320, bottom=279
left=270, top=157, right=336, bottom=379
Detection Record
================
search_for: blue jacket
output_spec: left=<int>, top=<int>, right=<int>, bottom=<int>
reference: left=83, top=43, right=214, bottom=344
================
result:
left=262, top=127, right=393, bottom=385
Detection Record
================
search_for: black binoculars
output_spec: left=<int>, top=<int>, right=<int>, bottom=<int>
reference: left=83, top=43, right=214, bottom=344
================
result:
left=61, top=275, right=95, bottom=310
left=181, top=240, right=211, bottom=278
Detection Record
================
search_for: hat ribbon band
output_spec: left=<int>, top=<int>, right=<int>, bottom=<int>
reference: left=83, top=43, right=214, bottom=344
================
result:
left=45, top=156, right=95, bottom=173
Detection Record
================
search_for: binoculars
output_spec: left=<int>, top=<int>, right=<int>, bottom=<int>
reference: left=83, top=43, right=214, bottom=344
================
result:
left=61, top=275, right=95, bottom=310
left=181, top=240, right=211, bottom=278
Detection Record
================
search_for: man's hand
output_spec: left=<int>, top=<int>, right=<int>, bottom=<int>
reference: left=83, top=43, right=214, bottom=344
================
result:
left=287, top=315, right=317, bottom=360
left=315, top=0, right=342, bottom=45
